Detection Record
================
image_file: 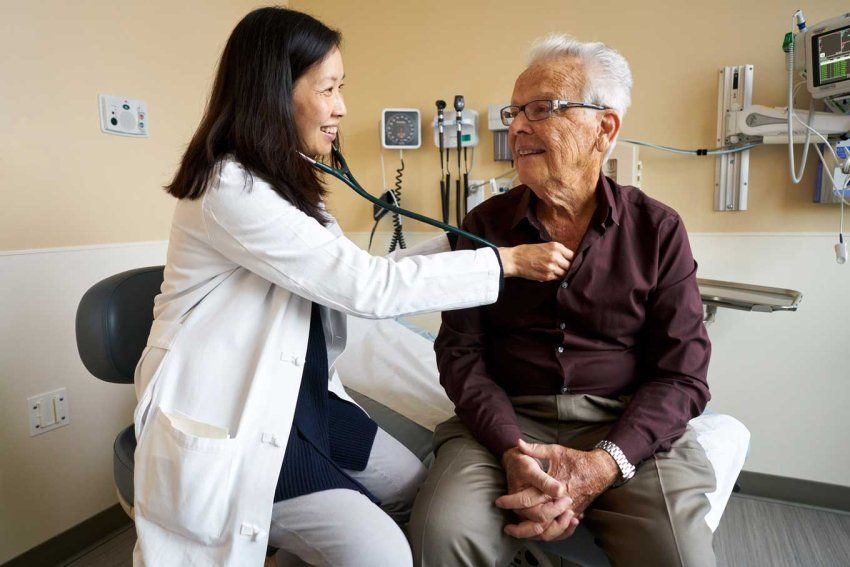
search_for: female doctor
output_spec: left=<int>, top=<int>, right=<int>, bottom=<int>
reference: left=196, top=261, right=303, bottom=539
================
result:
left=132, top=6, right=572, bottom=567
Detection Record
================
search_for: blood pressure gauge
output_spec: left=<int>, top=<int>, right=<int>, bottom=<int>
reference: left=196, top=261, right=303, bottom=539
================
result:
left=381, top=108, right=421, bottom=149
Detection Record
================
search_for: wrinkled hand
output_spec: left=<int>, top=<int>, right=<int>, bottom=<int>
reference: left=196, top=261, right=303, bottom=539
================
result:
left=498, top=242, right=574, bottom=282
left=499, top=445, right=578, bottom=541
left=501, top=446, right=567, bottom=503
left=496, top=440, right=619, bottom=541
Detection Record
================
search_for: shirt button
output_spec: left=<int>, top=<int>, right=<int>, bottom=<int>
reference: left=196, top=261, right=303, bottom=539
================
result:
left=557, top=346, right=564, bottom=353
left=560, top=386, right=570, bottom=394
left=559, top=322, right=566, bottom=330
left=560, top=281, right=569, bottom=289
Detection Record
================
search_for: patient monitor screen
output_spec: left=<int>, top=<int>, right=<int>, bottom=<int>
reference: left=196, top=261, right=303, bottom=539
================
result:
left=813, top=24, right=850, bottom=87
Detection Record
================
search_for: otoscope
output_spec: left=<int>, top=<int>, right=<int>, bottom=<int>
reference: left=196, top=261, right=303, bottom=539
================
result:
left=436, top=100, right=449, bottom=224
left=299, top=148, right=497, bottom=251
left=454, top=95, right=464, bottom=227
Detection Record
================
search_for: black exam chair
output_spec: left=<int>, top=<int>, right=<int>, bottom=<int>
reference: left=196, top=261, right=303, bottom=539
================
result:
left=74, top=266, right=434, bottom=517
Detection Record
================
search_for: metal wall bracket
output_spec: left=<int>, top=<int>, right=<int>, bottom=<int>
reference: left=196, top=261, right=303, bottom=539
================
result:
left=714, top=65, right=753, bottom=211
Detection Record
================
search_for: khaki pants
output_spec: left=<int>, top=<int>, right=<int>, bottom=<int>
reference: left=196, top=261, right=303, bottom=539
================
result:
left=269, top=428, right=426, bottom=567
left=408, top=395, right=716, bottom=567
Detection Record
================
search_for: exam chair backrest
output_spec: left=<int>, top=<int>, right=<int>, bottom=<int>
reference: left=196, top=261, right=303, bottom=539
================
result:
left=76, top=266, right=164, bottom=384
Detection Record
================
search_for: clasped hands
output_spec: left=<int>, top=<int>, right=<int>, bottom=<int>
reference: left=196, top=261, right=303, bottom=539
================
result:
left=495, top=439, right=620, bottom=542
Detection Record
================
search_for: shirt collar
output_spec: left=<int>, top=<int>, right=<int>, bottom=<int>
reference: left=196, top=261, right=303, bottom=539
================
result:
left=510, top=186, right=534, bottom=229
left=598, top=174, right=620, bottom=228
left=510, top=173, right=620, bottom=231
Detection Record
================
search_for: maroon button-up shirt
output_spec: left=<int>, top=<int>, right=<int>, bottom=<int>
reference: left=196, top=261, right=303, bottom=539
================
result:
left=435, top=175, right=711, bottom=465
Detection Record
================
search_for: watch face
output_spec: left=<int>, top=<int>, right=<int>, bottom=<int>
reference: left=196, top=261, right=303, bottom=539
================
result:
left=383, top=110, right=420, bottom=148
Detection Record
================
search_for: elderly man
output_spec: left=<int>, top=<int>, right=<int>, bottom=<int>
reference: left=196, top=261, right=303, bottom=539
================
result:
left=408, top=35, right=716, bottom=567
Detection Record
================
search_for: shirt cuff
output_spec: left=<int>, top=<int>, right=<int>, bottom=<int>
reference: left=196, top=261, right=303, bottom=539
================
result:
left=491, top=247, right=505, bottom=292
left=478, top=423, right=522, bottom=459
left=603, top=426, right=652, bottom=466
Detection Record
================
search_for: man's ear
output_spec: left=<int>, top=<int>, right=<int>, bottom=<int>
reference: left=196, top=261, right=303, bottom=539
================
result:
left=596, top=111, right=621, bottom=153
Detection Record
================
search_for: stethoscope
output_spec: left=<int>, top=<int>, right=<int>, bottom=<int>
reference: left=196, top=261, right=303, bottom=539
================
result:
left=299, top=148, right=497, bottom=251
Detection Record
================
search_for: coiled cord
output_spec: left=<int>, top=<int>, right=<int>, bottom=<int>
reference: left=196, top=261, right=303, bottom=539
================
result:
left=388, top=155, right=406, bottom=252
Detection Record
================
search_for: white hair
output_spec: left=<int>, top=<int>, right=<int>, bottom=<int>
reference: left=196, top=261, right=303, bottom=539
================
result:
left=528, top=34, right=632, bottom=160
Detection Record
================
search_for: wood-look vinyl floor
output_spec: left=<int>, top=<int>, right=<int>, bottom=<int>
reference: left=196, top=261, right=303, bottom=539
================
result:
left=62, top=495, right=850, bottom=567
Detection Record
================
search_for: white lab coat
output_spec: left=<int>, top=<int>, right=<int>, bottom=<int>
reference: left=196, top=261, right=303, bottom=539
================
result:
left=131, top=159, right=501, bottom=566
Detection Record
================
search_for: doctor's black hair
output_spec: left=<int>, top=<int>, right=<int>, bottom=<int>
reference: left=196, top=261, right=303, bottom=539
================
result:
left=165, top=6, right=342, bottom=225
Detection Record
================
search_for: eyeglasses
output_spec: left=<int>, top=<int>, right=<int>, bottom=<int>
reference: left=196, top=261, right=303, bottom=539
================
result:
left=499, top=99, right=609, bottom=127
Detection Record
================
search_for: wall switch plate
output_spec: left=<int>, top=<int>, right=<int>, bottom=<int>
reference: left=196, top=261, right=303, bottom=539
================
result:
left=28, top=388, right=70, bottom=436
left=604, top=144, right=642, bottom=188
left=98, top=94, right=149, bottom=137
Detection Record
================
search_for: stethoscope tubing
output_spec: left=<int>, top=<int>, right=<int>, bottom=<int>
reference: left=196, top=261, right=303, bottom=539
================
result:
left=301, top=149, right=497, bottom=251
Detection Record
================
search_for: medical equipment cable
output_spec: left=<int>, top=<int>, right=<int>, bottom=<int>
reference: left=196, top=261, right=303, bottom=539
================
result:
left=371, top=141, right=389, bottom=251
left=455, top=156, right=462, bottom=227
left=454, top=95, right=465, bottom=227
left=367, top=218, right=379, bottom=251
left=445, top=151, right=451, bottom=224
left=789, top=81, right=847, bottom=178
left=787, top=104, right=850, bottom=262
left=379, top=149, right=388, bottom=194
left=790, top=87, right=850, bottom=178
left=371, top=143, right=386, bottom=251
left=838, top=176, right=849, bottom=264
left=436, top=100, right=449, bottom=223
left=300, top=149, right=499, bottom=251
left=798, top=137, right=850, bottom=267
left=786, top=13, right=816, bottom=184
left=793, top=113, right=843, bottom=163
left=620, top=138, right=761, bottom=156
left=790, top=112, right=850, bottom=206
left=463, top=146, right=469, bottom=218
left=444, top=105, right=452, bottom=226
left=370, top=149, right=408, bottom=252
left=388, top=150, right=407, bottom=252
left=367, top=190, right=397, bottom=251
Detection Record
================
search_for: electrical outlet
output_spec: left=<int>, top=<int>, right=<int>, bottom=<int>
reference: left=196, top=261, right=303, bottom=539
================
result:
left=28, top=388, right=70, bottom=436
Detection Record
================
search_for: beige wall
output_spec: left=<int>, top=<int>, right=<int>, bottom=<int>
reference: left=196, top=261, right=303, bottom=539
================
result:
left=0, top=1, right=258, bottom=561
left=1, top=1, right=846, bottom=252
left=291, top=0, right=847, bottom=234
left=0, top=0, right=261, bottom=251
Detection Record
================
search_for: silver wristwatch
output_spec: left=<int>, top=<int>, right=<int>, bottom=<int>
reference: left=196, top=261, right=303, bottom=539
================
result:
left=594, top=440, right=635, bottom=487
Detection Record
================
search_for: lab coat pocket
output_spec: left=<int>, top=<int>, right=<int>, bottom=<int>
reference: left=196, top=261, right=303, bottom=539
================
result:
left=136, top=407, right=236, bottom=545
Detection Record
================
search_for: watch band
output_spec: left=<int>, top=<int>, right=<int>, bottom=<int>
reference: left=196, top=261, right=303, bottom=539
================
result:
left=594, top=440, right=636, bottom=487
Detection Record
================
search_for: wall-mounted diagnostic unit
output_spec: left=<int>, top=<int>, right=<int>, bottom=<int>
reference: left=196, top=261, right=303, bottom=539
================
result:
left=382, top=108, right=421, bottom=149
left=99, top=94, right=149, bottom=138
left=801, top=14, right=850, bottom=110
left=432, top=109, right=479, bottom=148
